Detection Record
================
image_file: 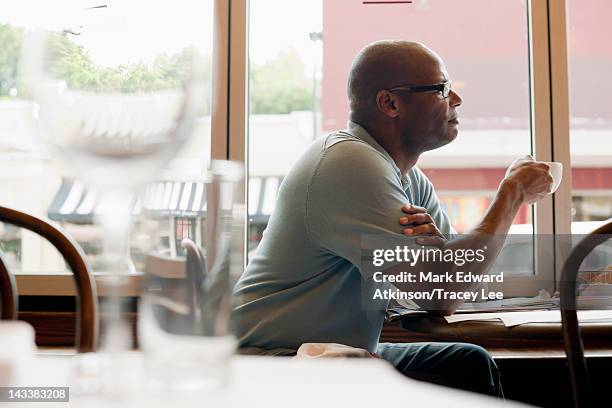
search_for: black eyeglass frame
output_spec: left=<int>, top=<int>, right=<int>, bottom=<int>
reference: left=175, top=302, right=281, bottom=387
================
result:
left=388, top=80, right=452, bottom=99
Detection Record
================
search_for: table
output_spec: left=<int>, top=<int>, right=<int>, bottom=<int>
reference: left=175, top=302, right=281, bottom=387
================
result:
left=381, top=315, right=612, bottom=358
left=15, top=352, right=529, bottom=407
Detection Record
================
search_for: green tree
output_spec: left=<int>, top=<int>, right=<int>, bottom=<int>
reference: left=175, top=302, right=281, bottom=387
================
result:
left=0, top=23, right=23, bottom=98
left=1, top=23, right=208, bottom=100
left=1, top=22, right=315, bottom=115
left=250, top=50, right=313, bottom=114
left=47, top=34, right=194, bottom=93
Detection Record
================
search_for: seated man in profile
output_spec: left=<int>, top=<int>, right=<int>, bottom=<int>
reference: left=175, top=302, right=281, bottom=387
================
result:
left=232, top=40, right=552, bottom=397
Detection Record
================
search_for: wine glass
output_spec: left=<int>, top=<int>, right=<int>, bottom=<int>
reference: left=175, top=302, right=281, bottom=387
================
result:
left=21, top=0, right=212, bottom=394
left=136, top=160, right=243, bottom=392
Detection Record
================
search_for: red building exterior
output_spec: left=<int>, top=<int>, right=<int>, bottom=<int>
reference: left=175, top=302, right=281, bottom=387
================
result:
left=320, top=0, right=612, bottom=213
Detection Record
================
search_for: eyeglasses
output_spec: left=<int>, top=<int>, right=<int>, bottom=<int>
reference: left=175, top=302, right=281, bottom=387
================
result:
left=388, top=80, right=452, bottom=99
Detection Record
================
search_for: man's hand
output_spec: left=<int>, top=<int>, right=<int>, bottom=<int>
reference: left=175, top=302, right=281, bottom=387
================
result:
left=502, top=155, right=553, bottom=204
left=399, top=204, right=446, bottom=247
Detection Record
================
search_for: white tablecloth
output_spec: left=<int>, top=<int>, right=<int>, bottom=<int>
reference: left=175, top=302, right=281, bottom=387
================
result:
left=16, top=353, right=530, bottom=407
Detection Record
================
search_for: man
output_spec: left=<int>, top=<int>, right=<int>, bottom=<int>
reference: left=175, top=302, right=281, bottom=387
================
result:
left=232, top=41, right=552, bottom=397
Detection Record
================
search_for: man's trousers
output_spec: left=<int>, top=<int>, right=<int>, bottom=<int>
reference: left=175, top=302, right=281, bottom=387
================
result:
left=376, top=342, right=503, bottom=397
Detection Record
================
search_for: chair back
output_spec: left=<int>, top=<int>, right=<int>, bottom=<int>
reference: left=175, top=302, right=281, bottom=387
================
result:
left=143, top=239, right=206, bottom=333
left=560, top=220, right=612, bottom=408
left=140, top=160, right=242, bottom=339
left=181, top=238, right=207, bottom=318
left=0, top=206, right=98, bottom=352
left=0, top=251, right=18, bottom=320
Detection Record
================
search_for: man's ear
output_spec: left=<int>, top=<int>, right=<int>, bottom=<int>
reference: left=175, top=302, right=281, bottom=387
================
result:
left=375, top=90, right=400, bottom=118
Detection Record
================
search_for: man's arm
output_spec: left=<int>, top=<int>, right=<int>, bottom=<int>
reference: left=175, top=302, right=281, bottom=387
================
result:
left=307, top=141, right=428, bottom=275
left=307, top=143, right=551, bottom=316
left=399, top=204, right=446, bottom=240
left=388, top=156, right=553, bottom=315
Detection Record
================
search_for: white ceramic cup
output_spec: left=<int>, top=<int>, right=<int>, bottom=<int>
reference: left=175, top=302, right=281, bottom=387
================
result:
left=545, top=161, right=563, bottom=193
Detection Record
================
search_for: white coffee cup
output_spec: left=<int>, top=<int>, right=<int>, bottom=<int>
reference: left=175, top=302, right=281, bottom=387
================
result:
left=545, top=161, right=563, bottom=194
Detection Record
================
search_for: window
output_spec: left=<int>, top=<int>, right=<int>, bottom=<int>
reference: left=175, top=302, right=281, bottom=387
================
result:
left=567, top=0, right=612, bottom=226
left=566, top=0, right=612, bottom=288
left=0, top=20, right=67, bottom=274
left=246, top=0, right=323, bottom=254
left=4, top=1, right=608, bottom=298
left=245, top=0, right=557, bottom=295
left=0, top=2, right=214, bottom=284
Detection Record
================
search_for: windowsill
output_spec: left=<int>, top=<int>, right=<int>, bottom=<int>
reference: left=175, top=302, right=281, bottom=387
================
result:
left=15, top=272, right=143, bottom=297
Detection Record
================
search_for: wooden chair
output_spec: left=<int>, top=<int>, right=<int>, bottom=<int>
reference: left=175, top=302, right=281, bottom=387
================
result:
left=143, top=238, right=206, bottom=334
left=0, top=206, right=98, bottom=352
left=0, top=251, right=18, bottom=320
left=181, top=238, right=207, bottom=315
left=560, top=220, right=612, bottom=408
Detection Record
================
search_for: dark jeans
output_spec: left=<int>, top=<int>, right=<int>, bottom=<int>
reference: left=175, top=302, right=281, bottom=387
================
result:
left=376, top=342, right=503, bottom=398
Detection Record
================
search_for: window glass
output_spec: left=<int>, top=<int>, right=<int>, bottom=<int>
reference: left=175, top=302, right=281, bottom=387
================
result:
left=0, top=2, right=213, bottom=274
left=247, top=0, right=535, bottom=276
left=567, top=0, right=612, bottom=284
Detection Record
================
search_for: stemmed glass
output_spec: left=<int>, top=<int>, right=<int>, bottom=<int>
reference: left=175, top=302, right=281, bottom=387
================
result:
left=21, top=0, right=211, bottom=392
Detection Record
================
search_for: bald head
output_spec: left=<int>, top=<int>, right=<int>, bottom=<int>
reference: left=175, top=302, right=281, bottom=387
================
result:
left=347, top=40, right=443, bottom=123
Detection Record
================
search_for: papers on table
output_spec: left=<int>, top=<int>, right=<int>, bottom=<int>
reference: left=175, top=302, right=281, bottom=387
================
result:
left=456, top=295, right=558, bottom=312
left=386, top=293, right=559, bottom=323
left=387, top=292, right=612, bottom=327
left=444, top=310, right=612, bottom=327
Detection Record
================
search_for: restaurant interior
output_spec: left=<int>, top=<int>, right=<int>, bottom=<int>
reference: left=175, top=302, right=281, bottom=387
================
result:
left=0, top=0, right=611, bottom=407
